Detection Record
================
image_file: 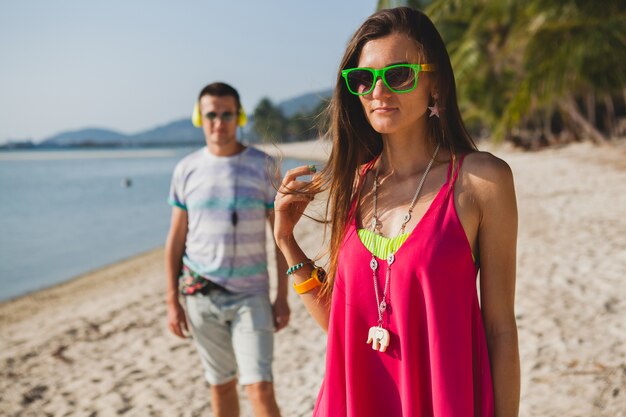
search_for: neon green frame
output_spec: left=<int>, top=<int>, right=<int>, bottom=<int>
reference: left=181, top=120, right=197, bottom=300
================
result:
left=341, top=63, right=435, bottom=95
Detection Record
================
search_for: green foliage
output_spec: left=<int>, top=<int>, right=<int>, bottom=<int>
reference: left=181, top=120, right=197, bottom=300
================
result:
left=425, top=0, right=626, bottom=143
left=253, top=97, right=329, bottom=143
left=253, top=98, right=288, bottom=143
left=377, top=0, right=432, bottom=11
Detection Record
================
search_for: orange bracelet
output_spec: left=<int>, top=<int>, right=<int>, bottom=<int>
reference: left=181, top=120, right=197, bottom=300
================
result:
left=293, top=267, right=326, bottom=294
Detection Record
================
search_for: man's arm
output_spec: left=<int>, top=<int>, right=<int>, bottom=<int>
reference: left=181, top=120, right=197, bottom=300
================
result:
left=165, top=206, right=189, bottom=338
left=267, top=209, right=290, bottom=332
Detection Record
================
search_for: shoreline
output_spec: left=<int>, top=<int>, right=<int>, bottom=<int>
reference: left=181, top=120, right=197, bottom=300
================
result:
left=1, top=140, right=625, bottom=416
left=0, top=248, right=164, bottom=322
left=0, top=140, right=333, bottom=162
left=0, top=148, right=180, bottom=161
left=253, top=138, right=332, bottom=162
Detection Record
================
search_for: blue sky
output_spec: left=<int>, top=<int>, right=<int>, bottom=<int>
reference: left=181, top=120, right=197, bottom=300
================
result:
left=0, top=0, right=377, bottom=143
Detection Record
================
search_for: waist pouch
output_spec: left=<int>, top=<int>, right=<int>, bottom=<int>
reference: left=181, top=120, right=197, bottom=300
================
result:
left=179, top=265, right=230, bottom=296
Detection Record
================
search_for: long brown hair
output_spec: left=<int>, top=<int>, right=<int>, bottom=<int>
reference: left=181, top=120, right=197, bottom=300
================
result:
left=314, top=7, right=477, bottom=295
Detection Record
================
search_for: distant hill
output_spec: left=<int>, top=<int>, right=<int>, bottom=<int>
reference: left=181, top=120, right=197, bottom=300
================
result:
left=38, top=121, right=204, bottom=148
left=279, top=89, right=333, bottom=117
left=40, top=128, right=127, bottom=147
left=127, top=119, right=204, bottom=146
left=26, top=88, right=332, bottom=148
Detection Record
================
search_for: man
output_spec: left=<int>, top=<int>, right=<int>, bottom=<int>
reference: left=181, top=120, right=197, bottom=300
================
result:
left=165, top=82, right=290, bottom=417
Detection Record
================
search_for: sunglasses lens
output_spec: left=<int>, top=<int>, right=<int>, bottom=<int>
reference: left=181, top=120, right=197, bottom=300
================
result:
left=221, top=112, right=235, bottom=122
left=204, top=111, right=235, bottom=122
left=385, top=66, right=416, bottom=92
left=347, top=70, right=374, bottom=94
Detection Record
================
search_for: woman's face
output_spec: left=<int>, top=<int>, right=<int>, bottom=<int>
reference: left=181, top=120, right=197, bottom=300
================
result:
left=356, top=32, right=433, bottom=136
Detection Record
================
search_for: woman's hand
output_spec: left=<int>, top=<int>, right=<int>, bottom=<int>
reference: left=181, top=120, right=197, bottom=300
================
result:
left=273, top=165, right=318, bottom=248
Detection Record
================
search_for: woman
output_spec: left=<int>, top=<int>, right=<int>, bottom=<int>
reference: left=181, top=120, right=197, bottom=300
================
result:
left=274, top=7, right=520, bottom=417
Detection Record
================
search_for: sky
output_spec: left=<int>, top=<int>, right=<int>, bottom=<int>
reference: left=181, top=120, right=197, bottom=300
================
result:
left=0, top=0, right=377, bottom=144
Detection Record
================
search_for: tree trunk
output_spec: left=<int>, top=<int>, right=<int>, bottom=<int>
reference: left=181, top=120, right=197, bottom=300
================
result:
left=585, top=92, right=596, bottom=127
left=559, top=96, right=607, bottom=144
left=603, top=94, right=615, bottom=139
left=543, top=110, right=558, bottom=145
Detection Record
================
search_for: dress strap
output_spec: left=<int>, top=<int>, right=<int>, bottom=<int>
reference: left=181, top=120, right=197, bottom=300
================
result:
left=348, top=156, right=380, bottom=220
left=360, top=157, right=378, bottom=177
left=447, top=153, right=467, bottom=186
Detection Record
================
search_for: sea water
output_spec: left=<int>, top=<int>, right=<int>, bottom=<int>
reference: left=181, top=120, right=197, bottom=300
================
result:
left=0, top=147, right=316, bottom=301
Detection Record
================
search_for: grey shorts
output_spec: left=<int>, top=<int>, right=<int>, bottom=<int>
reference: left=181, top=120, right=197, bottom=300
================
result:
left=185, top=290, right=274, bottom=386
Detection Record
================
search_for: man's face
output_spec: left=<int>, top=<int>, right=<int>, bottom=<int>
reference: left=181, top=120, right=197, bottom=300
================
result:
left=199, top=94, right=239, bottom=147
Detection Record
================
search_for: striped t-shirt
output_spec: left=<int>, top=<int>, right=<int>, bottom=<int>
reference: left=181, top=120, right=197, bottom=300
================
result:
left=168, top=146, right=278, bottom=294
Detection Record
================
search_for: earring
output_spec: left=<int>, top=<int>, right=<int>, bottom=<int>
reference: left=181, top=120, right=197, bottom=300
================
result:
left=428, top=103, right=440, bottom=118
left=428, top=94, right=441, bottom=118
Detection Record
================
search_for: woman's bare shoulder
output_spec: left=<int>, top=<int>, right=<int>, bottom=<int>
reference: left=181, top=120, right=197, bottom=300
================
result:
left=460, top=151, right=515, bottom=201
left=462, top=151, right=512, bottom=178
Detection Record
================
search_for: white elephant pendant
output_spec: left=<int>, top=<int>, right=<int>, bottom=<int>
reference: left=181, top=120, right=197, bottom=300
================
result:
left=366, top=326, right=390, bottom=352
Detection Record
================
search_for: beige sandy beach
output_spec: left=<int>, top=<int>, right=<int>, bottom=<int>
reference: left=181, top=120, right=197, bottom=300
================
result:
left=1, top=139, right=625, bottom=416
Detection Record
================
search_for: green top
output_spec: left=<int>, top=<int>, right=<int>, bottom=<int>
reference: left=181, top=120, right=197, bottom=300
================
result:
left=357, top=228, right=410, bottom=259
left=358, top=227, right=476, bottom=264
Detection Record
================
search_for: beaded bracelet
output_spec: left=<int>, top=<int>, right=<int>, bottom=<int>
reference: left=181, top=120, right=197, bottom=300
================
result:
left=286, top=260, right=312, bottom=276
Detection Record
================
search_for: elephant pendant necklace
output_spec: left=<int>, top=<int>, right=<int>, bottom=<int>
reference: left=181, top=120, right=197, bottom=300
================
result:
left=366, top=144, right=439, bottom=353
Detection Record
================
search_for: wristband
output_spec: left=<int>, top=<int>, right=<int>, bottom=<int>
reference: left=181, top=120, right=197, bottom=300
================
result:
left=286, top=259, right=311, bottom=276
left=293, top=267, right=326, bottom=294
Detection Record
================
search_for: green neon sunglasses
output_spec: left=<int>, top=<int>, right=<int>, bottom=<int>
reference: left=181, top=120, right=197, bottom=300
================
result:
left=341, top=63, right=435, bottom=95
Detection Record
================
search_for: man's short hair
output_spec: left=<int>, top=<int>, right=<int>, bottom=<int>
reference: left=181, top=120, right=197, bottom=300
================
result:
left=198, top=82, right=241, bottom=110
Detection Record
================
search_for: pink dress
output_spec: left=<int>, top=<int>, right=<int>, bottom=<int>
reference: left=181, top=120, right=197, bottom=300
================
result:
left=313, top=155, right=494, bottom=416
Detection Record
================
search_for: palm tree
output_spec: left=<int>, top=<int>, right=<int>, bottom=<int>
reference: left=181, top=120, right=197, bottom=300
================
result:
left=377, top=0, right=432, bottom=10
left=500, top=0, right=626, bottom=143
left=426, top=0, right=626, bottom=144
left=253, top=98, right=288, bottom=143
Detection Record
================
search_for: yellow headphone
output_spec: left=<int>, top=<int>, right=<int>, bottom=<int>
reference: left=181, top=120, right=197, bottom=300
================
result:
left=192, top=102, right=247, bottom=128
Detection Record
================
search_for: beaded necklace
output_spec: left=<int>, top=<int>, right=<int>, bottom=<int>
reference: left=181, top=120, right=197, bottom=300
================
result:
left=366, top=144, right=440, bottom=352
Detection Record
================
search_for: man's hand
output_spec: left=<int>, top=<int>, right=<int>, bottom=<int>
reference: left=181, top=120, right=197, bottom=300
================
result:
left=272, top=297, right=291, bottom=332
left=167, top=299, right=189, bottom=338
